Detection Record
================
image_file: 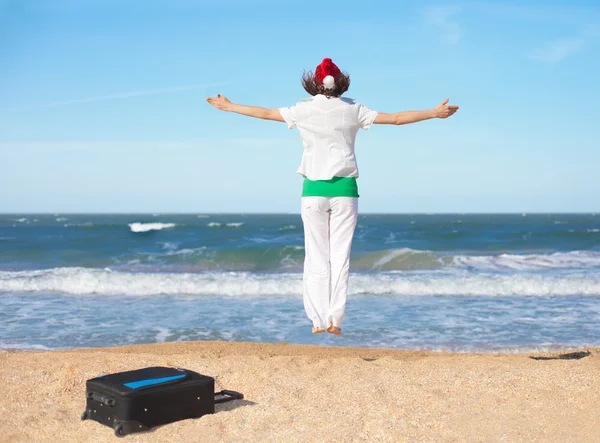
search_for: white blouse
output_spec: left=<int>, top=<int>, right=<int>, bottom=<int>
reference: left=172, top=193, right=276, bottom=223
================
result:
left=279, top=95, right=378, bottom=180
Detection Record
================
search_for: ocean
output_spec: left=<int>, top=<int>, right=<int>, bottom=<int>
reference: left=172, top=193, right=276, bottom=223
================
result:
left=1, top=213, right=599, bottom=352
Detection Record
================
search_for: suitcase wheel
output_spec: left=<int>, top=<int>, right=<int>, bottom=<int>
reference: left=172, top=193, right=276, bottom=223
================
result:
left=81, top=411, right=88, bottom=421
left=114, top=423, right=125, bottom=438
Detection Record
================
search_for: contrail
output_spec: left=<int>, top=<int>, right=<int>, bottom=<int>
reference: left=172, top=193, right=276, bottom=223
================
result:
left=4, top=82, right=227, bottom=111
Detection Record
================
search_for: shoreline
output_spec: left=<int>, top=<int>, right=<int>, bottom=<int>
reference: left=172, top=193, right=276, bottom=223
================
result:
left=2, top=340, right=597, bottom=356
left=2, top=341, right=599, bottom=442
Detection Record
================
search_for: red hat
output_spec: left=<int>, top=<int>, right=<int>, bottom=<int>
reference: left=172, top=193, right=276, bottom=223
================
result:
left=314, top=58, right=341, bottom=89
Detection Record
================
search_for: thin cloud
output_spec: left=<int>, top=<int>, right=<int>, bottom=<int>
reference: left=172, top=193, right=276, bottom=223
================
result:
left=0, top=141, right=203, bottom=153
left=0, top=139, right=289, bottom=153
left=473, top=2, right=600, bottom=26
left=5, top=82, right=227, bottom=111
left=423, top=5, right=462, bottom=45
left=530, top=38, right=586, bottom=63
left=531, top=27, right=599, bottom=63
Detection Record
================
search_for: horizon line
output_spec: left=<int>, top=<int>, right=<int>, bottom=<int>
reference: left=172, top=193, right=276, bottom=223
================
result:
left=1, top=211, right=598, bottom=215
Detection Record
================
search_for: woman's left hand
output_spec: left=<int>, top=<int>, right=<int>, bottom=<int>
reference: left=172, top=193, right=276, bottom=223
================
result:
left=206, top=94, right=233, bottom=111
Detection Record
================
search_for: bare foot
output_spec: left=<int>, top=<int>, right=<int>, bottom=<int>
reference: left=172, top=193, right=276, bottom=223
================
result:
left=312, top=327, right=326, bottom=334
left=327, top=325, right=342, bottom=335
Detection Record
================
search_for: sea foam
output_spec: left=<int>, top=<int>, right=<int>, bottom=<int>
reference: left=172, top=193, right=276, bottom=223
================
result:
left=2, top=267, right=600, bottom=297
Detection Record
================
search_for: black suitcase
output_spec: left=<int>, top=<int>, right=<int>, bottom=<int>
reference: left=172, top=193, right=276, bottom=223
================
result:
left=81, top=366, right=244, bottom=437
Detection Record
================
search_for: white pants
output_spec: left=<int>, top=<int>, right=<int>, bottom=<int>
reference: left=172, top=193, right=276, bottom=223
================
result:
left=301, top=196, right=359, bottom=329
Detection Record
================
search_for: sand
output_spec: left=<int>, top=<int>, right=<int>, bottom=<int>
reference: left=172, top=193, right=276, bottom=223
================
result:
left=1, top=342, right=598, bottom=442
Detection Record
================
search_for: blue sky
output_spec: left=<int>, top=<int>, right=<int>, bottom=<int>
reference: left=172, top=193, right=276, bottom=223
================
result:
left=1, top=0, right=599, bottom=213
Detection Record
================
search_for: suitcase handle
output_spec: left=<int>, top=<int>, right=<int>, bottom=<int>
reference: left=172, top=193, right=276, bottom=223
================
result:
left=214, top=390, right=244, bottom=404
left=87, top=391, right=116, bottom=407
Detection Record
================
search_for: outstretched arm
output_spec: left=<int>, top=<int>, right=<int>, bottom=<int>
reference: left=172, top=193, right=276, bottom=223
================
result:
left=373, top=98, right=459, bottom=125
left=206, top=94, right=284, bottom=122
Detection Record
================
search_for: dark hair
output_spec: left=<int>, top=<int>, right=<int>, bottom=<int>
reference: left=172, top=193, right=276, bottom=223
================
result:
left=301, top=70, right=351, bottom=98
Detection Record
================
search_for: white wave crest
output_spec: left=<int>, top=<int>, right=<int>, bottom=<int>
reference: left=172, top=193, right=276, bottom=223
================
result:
left=372, top=248, right=441, bottom=269
left=159, top=242, right=179, bottom=250
left=165, top=247, right=206, bottom=256
left=207, top=222, right=244, bottom=228
left=453, top=251, right=600, bottom=271
left=1, top=268, right=600, bottom=297
left=129, top=222, right=176, bottom=233
left=64, top=222, right=94, bottom=228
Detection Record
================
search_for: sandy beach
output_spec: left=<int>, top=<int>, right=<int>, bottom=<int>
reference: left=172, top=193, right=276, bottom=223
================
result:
left=0, top=342, right=598, bottom=442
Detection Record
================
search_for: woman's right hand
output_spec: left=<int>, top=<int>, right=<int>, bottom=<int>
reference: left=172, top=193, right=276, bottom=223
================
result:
left=433, top=98, right=459, bottom=119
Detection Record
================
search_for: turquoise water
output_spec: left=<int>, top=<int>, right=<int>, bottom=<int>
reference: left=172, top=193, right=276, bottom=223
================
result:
left=1, top=213, right=599, bottom=351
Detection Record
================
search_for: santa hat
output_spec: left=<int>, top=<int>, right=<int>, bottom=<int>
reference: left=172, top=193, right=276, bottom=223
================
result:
left=314, top=58, right=341, bottom=90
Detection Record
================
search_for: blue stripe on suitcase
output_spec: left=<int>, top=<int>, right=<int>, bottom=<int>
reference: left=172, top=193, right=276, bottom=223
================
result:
left=123, top=374, right=186, bottom=389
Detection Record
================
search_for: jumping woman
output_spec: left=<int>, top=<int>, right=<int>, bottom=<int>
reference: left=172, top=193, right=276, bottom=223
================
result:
left=207, top=58, right=459, bottom=336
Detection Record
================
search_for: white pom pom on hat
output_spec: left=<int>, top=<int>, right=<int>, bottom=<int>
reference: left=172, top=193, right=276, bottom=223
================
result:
left=315, top=58, right=342, bottom=89
left=322, top=75, right=335, bottom=89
